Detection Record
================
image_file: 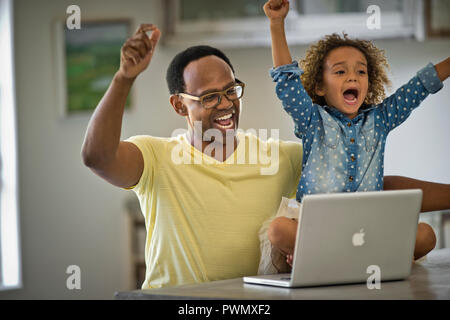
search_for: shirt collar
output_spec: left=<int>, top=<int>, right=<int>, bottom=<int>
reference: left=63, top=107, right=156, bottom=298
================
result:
left=323, top=103, right=376, bottom=122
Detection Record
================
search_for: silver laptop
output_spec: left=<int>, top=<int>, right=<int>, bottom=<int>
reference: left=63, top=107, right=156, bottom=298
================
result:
left=243, top=189, right=422, bottom=287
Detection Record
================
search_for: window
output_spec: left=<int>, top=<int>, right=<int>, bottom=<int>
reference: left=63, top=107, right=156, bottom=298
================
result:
left=163, top=0, right=425, bottom=48
left=0, top=0, right=21, bottom=290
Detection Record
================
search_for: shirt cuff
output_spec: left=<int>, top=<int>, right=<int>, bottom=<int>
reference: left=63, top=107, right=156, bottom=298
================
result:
left=417, top=62, right=443, bottom=94
left=269, top=60, right=304, bottom=82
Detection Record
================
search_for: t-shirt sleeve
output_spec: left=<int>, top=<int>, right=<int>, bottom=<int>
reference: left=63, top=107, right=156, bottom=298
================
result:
left=280, top=140, right=303, bottom=199
left=124, top=135, right=156, bottom=196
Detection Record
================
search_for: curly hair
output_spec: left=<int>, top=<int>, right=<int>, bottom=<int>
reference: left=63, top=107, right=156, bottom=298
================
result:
left=299, top=33, right=391, bottom=106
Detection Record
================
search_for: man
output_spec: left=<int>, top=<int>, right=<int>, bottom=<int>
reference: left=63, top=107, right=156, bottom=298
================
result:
left=82, top=24, right=446, bottom=289
left=82, top=24, right=302, bottom=289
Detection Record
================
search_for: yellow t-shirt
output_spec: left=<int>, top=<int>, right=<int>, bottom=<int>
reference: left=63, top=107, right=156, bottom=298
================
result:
left=126, top=131, right=302, bottom=289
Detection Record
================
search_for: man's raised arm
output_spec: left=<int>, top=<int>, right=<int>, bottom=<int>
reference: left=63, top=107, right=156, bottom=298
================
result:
left=81, top=24, right=160, bottom=188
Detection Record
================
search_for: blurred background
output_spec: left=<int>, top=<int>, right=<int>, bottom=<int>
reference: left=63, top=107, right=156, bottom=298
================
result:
left=0, top=0, right=449, bottom=299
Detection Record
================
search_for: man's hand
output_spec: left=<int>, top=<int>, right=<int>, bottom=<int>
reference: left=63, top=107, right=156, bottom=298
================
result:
left=263, top=0, right=290, bottom=22
left=118, top=24, right=161, bottom=80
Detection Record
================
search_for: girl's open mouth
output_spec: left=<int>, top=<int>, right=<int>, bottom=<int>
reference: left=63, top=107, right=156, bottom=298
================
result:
left=343, top=89, right=359, bottom=105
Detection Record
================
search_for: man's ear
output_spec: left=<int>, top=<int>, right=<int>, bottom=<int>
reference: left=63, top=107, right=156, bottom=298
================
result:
left=169, top=95, right=188, bottom=116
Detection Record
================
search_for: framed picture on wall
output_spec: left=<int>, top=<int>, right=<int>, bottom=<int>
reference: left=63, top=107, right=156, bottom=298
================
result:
left=54, top=19, right=131, bottom=117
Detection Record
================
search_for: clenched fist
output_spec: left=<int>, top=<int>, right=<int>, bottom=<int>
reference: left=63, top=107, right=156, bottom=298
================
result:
left=118, top=24, right=161, bottom=79
left=263, top=0, right=290, bottom=21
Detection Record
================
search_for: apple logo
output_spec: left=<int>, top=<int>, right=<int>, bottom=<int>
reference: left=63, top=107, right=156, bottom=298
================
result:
left=352, top=229, right=365, bottom=247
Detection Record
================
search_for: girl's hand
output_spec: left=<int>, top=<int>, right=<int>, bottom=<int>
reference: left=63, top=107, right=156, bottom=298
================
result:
left=435, top=57, right=450, bottom=82
left=286, top=254, right=293, bottom=266
left=263, top=0, right=290, bottom=22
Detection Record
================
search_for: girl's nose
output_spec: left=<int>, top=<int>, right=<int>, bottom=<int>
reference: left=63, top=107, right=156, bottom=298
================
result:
left=347, top=73, right=357, bottom=82
left=347, top=69, right=358, bottom=82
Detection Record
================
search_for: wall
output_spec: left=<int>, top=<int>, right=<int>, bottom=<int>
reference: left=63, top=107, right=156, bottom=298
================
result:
left=0, top=0, right=163, bottom=300
left=0, top=0, right=448, bottom=299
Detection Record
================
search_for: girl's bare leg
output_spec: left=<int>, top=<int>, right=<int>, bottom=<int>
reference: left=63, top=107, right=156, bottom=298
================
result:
left=414, top=222, right=437, bottom=260
left=383, top=176, right=450, bottom=213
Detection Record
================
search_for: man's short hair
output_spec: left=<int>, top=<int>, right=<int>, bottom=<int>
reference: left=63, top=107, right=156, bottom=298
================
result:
left=166, top=45, right=235, bottom=94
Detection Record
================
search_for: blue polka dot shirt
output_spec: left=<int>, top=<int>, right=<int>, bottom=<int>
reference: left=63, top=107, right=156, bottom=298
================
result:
left=270, top=61, right=443, bottom=202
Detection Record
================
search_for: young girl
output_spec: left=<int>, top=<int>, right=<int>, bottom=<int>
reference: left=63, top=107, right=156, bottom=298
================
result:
left=258, top=0, right=449, bottom=274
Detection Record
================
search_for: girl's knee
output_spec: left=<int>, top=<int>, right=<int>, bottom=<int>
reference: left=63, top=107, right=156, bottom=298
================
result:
left=415, top=222, right=437, bottom=260
left=417, top=222, right=437, bottom=250
left=267, top=216, right=297, bottom=249
left=268, top=217, right=286, bottom=246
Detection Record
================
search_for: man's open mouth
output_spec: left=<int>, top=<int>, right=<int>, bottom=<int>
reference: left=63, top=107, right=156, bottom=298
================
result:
left=213, top=111, right=235, bottom=129
left=343, top=88, right=359, bottom=105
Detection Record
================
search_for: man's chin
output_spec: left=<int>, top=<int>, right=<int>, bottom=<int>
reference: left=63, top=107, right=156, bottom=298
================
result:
left=213, top=128, right=238, bottom=145
left=190, top=119, right=238, bottom=145
left=199, top=125, right=234, bottom=145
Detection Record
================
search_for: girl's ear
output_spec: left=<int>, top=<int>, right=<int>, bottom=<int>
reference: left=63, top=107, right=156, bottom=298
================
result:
left=169, top=95, right=188, bottom=116
left=315, top=83, right=325, bottom=97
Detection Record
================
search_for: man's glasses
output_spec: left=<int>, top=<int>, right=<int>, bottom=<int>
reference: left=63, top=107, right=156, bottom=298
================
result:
left=178, top=82, right=245, bottom=109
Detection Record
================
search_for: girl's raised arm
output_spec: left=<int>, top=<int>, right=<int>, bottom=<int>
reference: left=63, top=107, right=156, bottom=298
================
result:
left=434, top=57, right=450, bottom=82
left=263, top=0, right=292, bottom=67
